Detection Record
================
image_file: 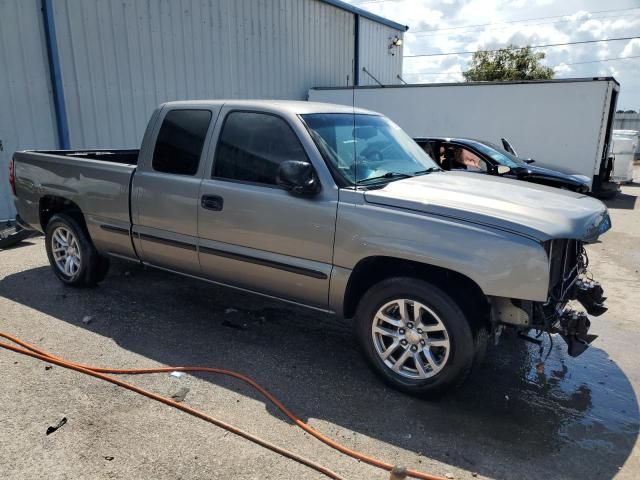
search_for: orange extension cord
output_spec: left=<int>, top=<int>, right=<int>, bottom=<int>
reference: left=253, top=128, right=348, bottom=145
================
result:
left=0, top=332, right=445, bottom=480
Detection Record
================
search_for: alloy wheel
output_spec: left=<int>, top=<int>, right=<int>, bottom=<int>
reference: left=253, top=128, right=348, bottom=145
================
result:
left=51, top=226, right=82, bottom=277
left=371, top=298, right=450, bottom=379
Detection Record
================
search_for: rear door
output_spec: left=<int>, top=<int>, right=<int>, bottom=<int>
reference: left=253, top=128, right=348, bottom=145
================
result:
left=132, top=106, right=218, bottom=274
left=197, top=109, right=338, bottom=309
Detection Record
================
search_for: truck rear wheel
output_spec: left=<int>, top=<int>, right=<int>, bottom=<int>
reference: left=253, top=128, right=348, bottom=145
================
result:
left=354, top=277, right=476, bottom=397
left=45, top=214, right=110, bottom=287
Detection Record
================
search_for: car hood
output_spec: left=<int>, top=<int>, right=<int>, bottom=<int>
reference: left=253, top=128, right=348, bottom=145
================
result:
left=520, top=164, right=590, bottom=187
left=363, top=172, right=610, bottom=242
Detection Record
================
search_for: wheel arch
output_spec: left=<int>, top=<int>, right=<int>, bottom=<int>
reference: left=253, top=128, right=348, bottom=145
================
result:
left=39, top=196, right=88, bottom=232
left=342, top=256, right=490, bottom=329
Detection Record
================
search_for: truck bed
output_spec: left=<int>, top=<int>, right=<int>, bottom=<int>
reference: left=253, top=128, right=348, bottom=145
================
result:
left=34, top=149, right=139, bottom=165
left=12, top=149, right=138, bottom=259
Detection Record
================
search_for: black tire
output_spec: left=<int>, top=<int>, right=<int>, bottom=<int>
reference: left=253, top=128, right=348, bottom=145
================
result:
left=45, top=214, right=110, bottom=287
left=354, top=277, right=478, bottom=397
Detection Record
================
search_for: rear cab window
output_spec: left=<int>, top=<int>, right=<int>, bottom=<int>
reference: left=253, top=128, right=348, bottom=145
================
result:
left=152, top=109, right=212, bottom=175
left=212, top=111, right=308, bottom=186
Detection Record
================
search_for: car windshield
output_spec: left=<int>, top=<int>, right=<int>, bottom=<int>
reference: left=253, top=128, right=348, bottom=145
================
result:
left=301, top=113, right=440, bottom=185
left=467, top=140, right=525, bottom=169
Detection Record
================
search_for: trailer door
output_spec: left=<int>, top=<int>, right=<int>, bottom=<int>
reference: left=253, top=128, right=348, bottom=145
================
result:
left=593, top=83, right=619, bottom=192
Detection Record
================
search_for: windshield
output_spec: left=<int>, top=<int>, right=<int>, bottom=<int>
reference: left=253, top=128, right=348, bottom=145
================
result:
left=467, top=140, right=525, bottom=169
left=301, top=113, right=440, bottom=185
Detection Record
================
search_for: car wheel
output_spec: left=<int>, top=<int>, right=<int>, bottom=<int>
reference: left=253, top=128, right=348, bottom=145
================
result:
left=355, top=277, right=477, bottom=397
left=45, top=214, right=110, bottom=287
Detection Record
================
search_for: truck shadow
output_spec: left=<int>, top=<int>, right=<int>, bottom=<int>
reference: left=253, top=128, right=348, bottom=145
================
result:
left=1, top=262, right=638, bottom=480
left=604, top=192, right=637, bottom=210
left=0, top=239, right=38, bottom=251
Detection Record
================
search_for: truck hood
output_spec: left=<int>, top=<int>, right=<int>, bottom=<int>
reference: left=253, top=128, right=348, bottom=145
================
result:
left=363, top=171, right=610, bottom=242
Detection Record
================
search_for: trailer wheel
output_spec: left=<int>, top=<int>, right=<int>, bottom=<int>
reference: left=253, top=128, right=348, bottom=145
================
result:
left=45, top=214, right=109, bottom=287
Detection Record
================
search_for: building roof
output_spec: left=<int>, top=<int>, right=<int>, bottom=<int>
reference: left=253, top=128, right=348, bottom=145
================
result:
left=320, top=0, right=409, bottom=31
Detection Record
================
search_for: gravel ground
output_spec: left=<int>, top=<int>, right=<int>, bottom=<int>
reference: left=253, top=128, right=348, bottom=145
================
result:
left=1, top=171, right=639, bottom=480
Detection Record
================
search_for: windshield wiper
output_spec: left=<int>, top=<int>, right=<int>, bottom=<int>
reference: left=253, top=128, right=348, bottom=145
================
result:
left=413, top=167, right=442, bottom=175
left=357, top=172, right=414, bottom=185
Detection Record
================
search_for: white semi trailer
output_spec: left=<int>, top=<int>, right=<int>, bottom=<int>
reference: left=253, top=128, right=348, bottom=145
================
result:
left=309, top=77, right=620, bottom=196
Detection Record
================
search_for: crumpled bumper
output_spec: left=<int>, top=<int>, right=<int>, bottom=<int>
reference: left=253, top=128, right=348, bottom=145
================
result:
left=554, top=278, right=607, bottom=357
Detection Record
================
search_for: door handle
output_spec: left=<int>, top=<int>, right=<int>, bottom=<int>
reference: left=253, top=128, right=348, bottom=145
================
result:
left=201, top=194, right=223, bottom=211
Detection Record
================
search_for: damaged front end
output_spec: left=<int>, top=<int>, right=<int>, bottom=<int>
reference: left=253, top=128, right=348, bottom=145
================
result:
left=491, top=236, right=608, bottom=357
left=545, top=238, right=607, bottom=356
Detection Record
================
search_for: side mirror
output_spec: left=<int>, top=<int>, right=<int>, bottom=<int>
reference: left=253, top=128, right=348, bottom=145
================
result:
left=276, top=160, right=320, bottom=195
left=497, top=165, right=511, bottom=175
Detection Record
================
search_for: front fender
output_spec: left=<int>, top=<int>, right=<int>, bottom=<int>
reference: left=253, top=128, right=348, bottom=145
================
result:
left=333, top=202, right=550, bottom=302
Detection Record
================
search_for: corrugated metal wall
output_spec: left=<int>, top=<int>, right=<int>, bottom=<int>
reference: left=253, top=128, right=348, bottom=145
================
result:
left=614, top=113, right=640, bottom=132
left=0, top=0, right=58, bottom=220
left=358, top=16, right=403, bottom=86
left=1, top=0, right=403, bottom=217
left=52, top=0, right=356, bottom=148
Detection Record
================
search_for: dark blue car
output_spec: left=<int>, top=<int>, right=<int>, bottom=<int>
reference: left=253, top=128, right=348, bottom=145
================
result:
left=414, top=137, right=590, bottom=193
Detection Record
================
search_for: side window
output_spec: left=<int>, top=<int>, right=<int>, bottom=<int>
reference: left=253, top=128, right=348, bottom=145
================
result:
left=419, top=141, right=437, bottom=161
left=213, top=111, right=308, bottom=186
left=455, top=147, right=487, bottom=172
left=152, top=109, right=212, bottom=175
left=441, top=144, right=487, bottom=172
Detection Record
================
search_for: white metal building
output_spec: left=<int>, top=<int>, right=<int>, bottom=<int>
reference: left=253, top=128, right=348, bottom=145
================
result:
left=0, top=0, right=406, bottom=220
left=615, top=112, right=640, bottom=134
left=614, top=113, right=640, bottom=161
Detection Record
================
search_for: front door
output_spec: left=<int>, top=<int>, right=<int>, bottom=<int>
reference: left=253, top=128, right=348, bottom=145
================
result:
left=197, top=109, right=337, bottom=309
left=133, top=107, right=217, bottom=274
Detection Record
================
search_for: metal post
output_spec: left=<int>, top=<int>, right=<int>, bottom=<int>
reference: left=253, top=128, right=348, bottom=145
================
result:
left=362, top=67, right=383, bottom=87
left=354, top=14, right=360, bottom=86
left=42, top=0, right=70, bottom=149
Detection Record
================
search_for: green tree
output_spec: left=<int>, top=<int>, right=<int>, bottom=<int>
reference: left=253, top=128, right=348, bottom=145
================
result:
left=463, top=45, right=554, bottom=82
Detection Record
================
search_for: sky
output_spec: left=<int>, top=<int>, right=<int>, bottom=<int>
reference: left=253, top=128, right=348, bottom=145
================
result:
left=343, top=0, right=640, bottom=109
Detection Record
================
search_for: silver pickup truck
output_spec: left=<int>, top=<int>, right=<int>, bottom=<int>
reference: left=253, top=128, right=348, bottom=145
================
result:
left=10, top=100, right=611, bottom=396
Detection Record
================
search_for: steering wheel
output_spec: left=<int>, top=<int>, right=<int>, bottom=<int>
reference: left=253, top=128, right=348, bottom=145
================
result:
left=364, top=150, right=383, bottom=163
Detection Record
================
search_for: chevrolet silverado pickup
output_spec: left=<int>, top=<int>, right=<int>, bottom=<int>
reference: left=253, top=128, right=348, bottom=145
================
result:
left=10, top=100, right=611, bottom=396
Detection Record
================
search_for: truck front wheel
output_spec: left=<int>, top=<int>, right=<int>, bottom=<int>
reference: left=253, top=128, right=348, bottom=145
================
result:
left=354, top=277, right=477, bottom=397
left=45, top=214, right=110, bottom=287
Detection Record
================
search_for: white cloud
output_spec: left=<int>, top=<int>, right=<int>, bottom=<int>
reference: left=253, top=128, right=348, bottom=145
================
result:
left=553, top=63, right=573, bottom=75
left=345, top=0, right=640, bottom=108
left=621, top=38, right=640, bottom=56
